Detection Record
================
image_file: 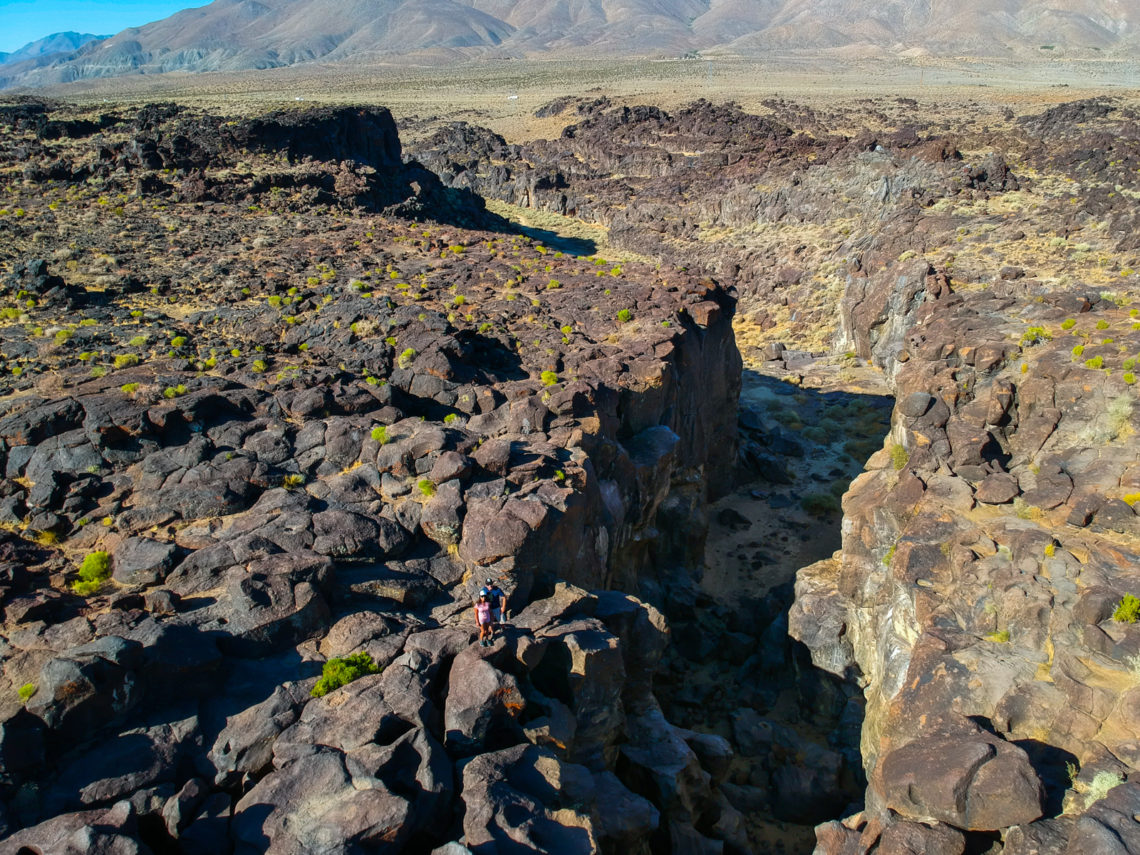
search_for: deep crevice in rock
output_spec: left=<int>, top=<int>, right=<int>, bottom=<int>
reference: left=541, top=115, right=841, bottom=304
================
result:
left=652, top=364, right=893, bottom=852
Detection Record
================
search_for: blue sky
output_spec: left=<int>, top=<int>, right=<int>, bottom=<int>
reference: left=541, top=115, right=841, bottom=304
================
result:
left=0, top=1, right=203, bottom=53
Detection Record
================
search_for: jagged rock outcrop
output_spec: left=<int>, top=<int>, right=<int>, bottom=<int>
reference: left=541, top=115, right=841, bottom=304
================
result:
left=792, top=278, right=1140, bottom=851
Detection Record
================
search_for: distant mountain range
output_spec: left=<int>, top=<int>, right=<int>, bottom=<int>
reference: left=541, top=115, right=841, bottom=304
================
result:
left=0, top=32, right=107, bottom=68
left=2, top=0, right=1137, bottom=89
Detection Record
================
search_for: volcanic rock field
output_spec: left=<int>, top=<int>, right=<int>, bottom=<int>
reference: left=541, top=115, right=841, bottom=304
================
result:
left=1, top=91, right=1140, bottom=855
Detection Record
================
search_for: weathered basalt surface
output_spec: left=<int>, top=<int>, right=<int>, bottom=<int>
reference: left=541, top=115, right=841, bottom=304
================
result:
left=0, top=103, right=743, bottom=853
left=408, top=96, right=1140, bottom=360
left=414, top=97, right=1140, bottom=849
left=792, top=279, right=1140, bottom=850
left=7, top=91, right=1140, bottom=855
left=407, top=98, right=1023, bottom=352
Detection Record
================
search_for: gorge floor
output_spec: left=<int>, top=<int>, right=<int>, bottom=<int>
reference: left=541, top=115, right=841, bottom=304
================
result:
left=655, top=346, right=894, bottom=855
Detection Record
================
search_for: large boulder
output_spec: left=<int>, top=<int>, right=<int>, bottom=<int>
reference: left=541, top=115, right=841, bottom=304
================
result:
left=534, top=619, right=627, bottom=769
left=231, top=747, right=412, bottom=855
left=207, top=682, right=311, bottom=787
left=877, top=718, right=1044, bottom=831
left=0, top=800, right=152, bottom=855
left=209, top=552, right=333, bottom=657
left=312, top=509, right=411, bottom=560
left=112, top=537, right=178, bottom=586
left=27, top=636, right=144, bottom=745
left=443, top=647, right=526, bottom=753
left=460, top=744, right=599, bottom=854
left=346, top=727, right=454, bottom=844
left=1066, top=779, right=1140, bottom=854
left=41, top=708, right=200, bottom=817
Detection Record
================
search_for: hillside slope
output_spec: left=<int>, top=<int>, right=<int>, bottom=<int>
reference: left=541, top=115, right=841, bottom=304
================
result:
left=3, top=0, right=1138, bottom=88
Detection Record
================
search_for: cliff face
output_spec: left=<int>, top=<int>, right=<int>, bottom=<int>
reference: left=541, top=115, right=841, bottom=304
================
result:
left=0, top=103, right=743, bottom=853
left=793, top=279, right=1140, bottom=850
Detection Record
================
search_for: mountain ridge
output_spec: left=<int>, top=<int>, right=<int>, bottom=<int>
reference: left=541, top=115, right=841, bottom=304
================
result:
left=2, top=0, right=1138, bottom=89
left=0, top=32, right=108, bottom=69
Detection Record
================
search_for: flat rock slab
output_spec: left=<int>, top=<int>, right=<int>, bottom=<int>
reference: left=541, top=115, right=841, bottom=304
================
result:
left=113, top=537, right=178, bottom=586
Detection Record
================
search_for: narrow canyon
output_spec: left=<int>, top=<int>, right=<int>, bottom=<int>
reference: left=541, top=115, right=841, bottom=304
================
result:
left=0, top=92, right=1138, bottom=855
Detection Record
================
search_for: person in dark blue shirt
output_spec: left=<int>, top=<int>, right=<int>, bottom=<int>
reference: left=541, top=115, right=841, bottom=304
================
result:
left=479, top=578, right=506, bottom=633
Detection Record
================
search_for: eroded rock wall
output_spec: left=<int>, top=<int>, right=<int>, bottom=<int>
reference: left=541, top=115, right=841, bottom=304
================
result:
left=793, top=280, right=1140, bottom=851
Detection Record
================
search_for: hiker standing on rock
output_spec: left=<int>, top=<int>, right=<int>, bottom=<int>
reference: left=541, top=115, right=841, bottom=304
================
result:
left=481, top=578, right=506, bottom=633
left=474, top=594, right=494, bottom=647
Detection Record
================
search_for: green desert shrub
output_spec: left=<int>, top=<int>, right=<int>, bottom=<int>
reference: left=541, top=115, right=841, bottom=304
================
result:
left=371, top=425, right=388, bottom=445
left=17, top=682, right=36, bottom=702
left=616, top=309, right=632, bottom=324
left=72, top=551, right=111, bottom=596
left=801, top=493, right=840, bottom=516
left=1083, top=770, right=1125, bottom=808
left=890, top=443, right=909, bottom=470
left=802, top=425, right=829, bottom=444
left=1113, top=593, right=1140, bottom=623
left=418, top=479, right=436, bottom=498
left=541, top=370, right=559, bottom=386
left=311, top=652, right=381, bottom=698
left=113, top=354, right=139, bottom=370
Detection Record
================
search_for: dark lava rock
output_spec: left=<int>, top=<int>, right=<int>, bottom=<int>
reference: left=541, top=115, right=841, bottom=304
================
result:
left=112, top=537, right=178, bottom=586
left=879, top=718, right=1044, bottom=831
left=975, top=473, right=1020, bottom=505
